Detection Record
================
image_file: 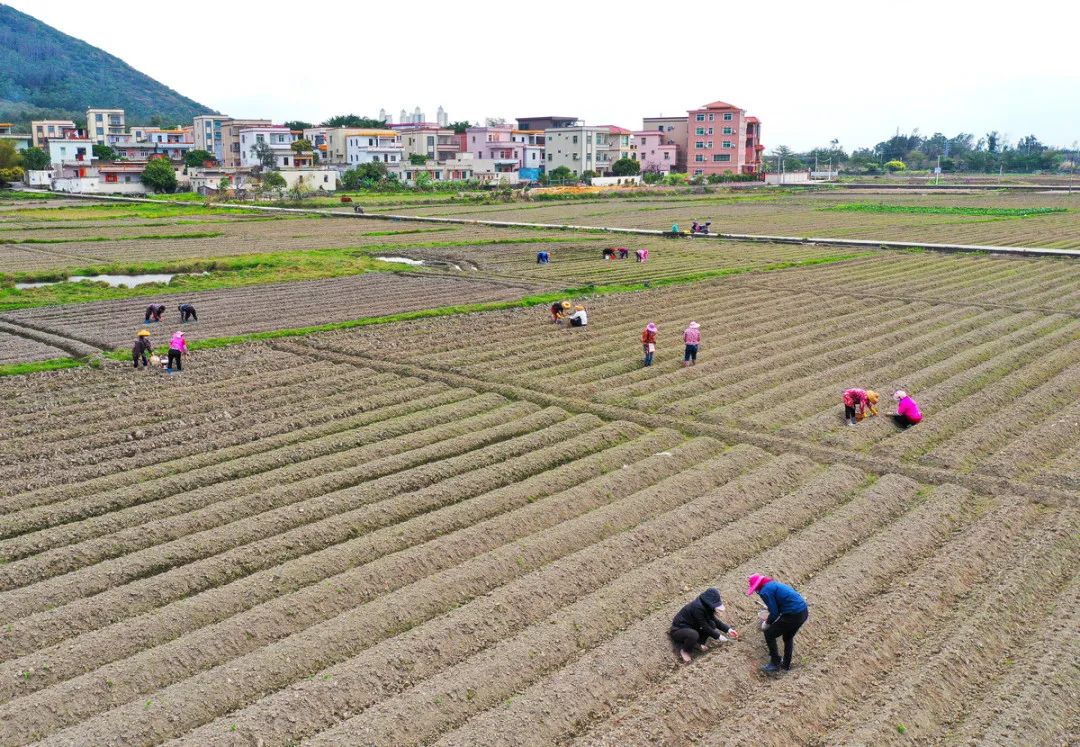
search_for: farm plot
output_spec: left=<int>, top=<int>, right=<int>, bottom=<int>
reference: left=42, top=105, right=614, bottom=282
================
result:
left=305, top=253, right=1080, bottom=491
left=4, top=341, right=1071, bottom=745
left=0, top=329, right=68, bottom=364
left=0, top=272, right=544, bottom=354
left=0, top=212, right=564, bottom=274
left=369, top=235, right=869, bottom=286
left=398, top=190, right=1080, bottom=249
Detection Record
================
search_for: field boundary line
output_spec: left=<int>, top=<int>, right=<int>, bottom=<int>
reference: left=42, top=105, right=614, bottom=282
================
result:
left=15, top=190, right=1080, bottom=259
left=270, top=340, right=1076, bottom=508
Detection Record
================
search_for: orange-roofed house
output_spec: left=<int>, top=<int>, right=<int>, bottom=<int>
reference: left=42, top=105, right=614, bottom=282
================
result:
left=686, top=101, right=763, bottom=176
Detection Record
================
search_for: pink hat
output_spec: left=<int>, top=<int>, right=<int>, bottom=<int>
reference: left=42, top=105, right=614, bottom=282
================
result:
left=688, top=321, right=700, bottom=329
left=746, top=574, right=771, bottom=596
left=646, top=322, right=657, bottom=332
left=174, top=330, right=185, bottom=337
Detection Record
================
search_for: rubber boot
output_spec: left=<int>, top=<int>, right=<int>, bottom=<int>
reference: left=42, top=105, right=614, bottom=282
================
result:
left=761, top=658, right=782, bottom=674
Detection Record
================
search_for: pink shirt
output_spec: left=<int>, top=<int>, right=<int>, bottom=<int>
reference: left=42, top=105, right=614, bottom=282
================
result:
left=897, top=396, right=922, bottom=422
left=683, top=328, right=701, bottom=345
left=169, top=335, right=188, bottom=353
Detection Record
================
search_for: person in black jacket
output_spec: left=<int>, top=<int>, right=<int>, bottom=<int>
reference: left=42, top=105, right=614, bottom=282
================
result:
left=669, top=587, right=739, bottom=663
left=178, top=303, right=198, bottom=322
left=132, top=329, right=152, bottom=369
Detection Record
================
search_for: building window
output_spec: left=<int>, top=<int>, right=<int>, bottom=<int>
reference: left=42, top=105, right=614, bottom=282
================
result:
left=695, top=114, right=705, bottom=121
left=572, top=135, right=578, bottom=144
left=707, top=142, right=713, bottom=148
left=694, top=169, right=703, bottom=175
left=695, top=141, right=704, bottom=149
left=723, top=127, right=732, bottom=135
left=723, top=141, right=732, bottom=148
left=718, top=154, right=731, bottom=162
left=695, top=154, right=704, bottom=162
left=724, top=113, right=733, bottom=121
left=663, top=152, right=669, bottom=160
left=708, top=114, right=714, bottom=121
left=695, top=127, right=704, bottom=135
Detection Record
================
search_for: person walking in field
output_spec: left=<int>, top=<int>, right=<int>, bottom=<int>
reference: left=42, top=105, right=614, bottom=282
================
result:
left=167, top=330, right=188, bottom=372
left=842, top=388, right=879, bottom=426
left=550, top=300, right=571, bottom=323
left=642, top=322, right=658, bottom=366
left=178, top=303, right=198, bottom=322
left=569, top=304, right=588, bottom=328
left=144, top=304, right=166, bottom=323
left=683, top=321, right=701, bottom=367
left=132, top=329, right=152, bottom=369
left=891, top=389, right=923, bottom=428
left=669, top=587, right=739, bottom=664
left=747, top=574, right=809, bottom=674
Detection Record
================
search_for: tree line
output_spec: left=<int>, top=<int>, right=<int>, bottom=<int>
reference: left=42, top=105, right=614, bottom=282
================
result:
left=769, top=130, right=1077, bottom=174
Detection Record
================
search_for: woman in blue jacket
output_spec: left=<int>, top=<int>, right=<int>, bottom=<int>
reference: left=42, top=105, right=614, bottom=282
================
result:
left=747, top=574, right=808, bottom=673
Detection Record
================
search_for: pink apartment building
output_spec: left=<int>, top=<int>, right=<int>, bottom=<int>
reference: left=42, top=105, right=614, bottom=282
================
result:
left=633, top=130, right=679, bottom=173
left=465, top=125, right=520, bottom=173
left=686, top=101, right=763, bottom=176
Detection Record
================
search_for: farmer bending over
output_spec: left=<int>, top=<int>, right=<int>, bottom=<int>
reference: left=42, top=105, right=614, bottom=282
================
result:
left=569, top=304, right=588, bottom=328
left=669, top=588, right=738, bottom=664
left=550, top=300, right=571, bottom=323
left=891, top=389, right=922, bottom=428
left=178, top=303, right=198, bottom=322
left=842, top=388, right=879, bottom=426
left=167, top=330, right=188, bottom=372
left=747, top=574, right=809, bottom=674
left=132, top=329, right=152, bottom=369
left=144, top=304, right=165, bottom=323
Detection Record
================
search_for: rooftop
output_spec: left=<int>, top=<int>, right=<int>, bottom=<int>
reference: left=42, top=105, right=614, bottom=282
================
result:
left=699, top=100, right=743, bottom=110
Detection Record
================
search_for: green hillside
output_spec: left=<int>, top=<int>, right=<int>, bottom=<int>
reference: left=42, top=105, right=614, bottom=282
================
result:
left=0, top=4, right=216, bottom=129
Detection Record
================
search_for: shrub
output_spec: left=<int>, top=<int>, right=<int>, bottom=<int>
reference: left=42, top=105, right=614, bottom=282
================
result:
left=140, top=157, right=177, bottom=193
left=884, top=160, right=907, bottom=172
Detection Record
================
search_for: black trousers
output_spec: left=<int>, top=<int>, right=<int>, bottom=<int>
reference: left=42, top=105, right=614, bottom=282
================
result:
left=133, top=351, right=147, bottom=368
left=181, top=309, right=197, bottom=321
left=670, top=627, right=702, bottom=653
left=844, top=404, right=857, bottom=421
left=167, top=350, right=182, bottom=371
left=892, top=413, right=917, bottom=428
left=764, top=609, right=808, bottom=666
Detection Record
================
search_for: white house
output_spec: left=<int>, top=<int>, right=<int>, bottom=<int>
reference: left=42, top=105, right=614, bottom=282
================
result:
left=46, top=138, right=94, bottom=169
left=345, top=130, right=403, bottom=166
left=239, top=126, right=300, bottom=168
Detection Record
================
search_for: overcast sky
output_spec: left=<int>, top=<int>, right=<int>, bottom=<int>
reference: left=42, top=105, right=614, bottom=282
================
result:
left=9, top=0, right=1079, bottom=152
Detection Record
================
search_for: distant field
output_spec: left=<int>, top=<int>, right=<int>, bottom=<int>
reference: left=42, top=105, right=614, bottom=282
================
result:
left=391, top=190, right=1080, bottom=248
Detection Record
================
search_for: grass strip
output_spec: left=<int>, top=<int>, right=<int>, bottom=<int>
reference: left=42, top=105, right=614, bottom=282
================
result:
left=0, top=232, right=224, bottom=245
left=101, top=253, right=866, bottom=359
left=0, top=356, right=85, bottom=377
left=823, top=203, right=1067, bottom=218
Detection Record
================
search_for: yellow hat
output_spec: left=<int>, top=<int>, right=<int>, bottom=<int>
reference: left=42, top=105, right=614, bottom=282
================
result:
left=137, top=329, right=151, bottom=337
left=867, top=390, right=880, bottom=405
left=574, top=305, right=584, bottom=311
left=561, top=301, right=571, bottom=309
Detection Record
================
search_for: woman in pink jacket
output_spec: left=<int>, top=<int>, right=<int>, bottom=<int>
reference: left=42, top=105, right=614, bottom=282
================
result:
left=167, top=330, right=188, bottom=372
left=683, top=321, right=701, bottom=367
left=892, top=389, right=922, bottom=428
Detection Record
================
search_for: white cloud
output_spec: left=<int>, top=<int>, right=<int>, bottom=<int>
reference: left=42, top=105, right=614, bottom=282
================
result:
left=8, top=0, right=1079, bottom=150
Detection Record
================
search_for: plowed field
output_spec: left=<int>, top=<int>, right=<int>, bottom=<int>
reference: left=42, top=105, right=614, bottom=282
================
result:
left=396, top=189, right=1080, bottom=249
left=1, top=195, right=1076, bottom=745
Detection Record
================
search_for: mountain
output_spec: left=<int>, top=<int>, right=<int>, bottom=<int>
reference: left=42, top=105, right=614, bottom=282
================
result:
left=0, top=4, right=216, bottom=129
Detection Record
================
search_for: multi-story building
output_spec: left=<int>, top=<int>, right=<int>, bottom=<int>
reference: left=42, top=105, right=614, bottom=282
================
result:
left=344, top=130, right=404, bottom=166
left=395, top=153, right=516, bottom=186
left=193, top=115, right=229, bottom=161
left=511, top=130, right=545, bottom=179
left=86, top=108, right=125, bottom=145
left=642, top=116, right=688, bottom=172
left=686, top=100, right=763, bottom=176
left=515, top=115, right=578, bottom=131
left=745, top=116, right=764, bottom=173
left=394, top=124, right=461, bottom=161
left=0, top=123, right=31, bottom=152
left=220, top=118, right=273, bottom=168
left=544, top=125, right=632, bottom=178
left=238, top=126, right=299, bottom=169
left=45, top=135, right=94, bottom=177
left=31, top=120, right=78, bottom=147
left=633, top=130, right=678, bottom=173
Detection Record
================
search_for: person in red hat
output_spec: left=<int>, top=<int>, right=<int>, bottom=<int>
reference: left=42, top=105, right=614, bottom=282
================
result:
left=747, top=574, right=808, bottom=674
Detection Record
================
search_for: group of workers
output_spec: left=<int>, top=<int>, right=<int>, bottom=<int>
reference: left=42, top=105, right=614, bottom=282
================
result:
left=134, top=302, right=197, bottom=373
left=131, top=329, right=189, bottom=372
left=640, top=321, right=702, bottom=368
left=550, top=300, right=588, bottom=327
left=671, top=575, right=808, bottom=674
left=144, top=303, right=198, bottom=323
left=843, top=387, right=922, bottom=428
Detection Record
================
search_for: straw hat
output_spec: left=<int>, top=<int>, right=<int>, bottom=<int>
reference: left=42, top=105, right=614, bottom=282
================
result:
left=866, top=390, right=879, bottom=405
left=137, top=329, right=151, bottom=337
left=574, top=305, right=584, bottom=311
